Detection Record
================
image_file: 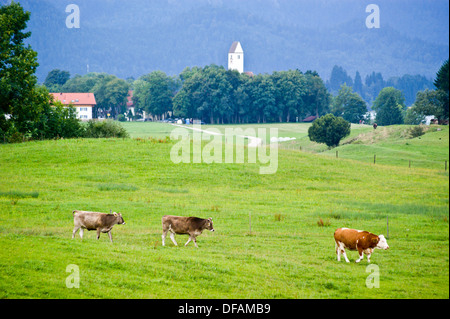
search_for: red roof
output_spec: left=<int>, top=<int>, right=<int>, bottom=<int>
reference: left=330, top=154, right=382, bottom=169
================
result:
left=51, top=93, right=96, bottom=106
left=127, top=90, right=134, bottom=107
left=302, top=115, right=317, bottom=122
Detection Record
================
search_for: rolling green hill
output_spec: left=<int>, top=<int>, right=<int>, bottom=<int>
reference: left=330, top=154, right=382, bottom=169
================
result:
left=320, top=125, right=449, bottom=170
left=0, top=123, right=448, bottom=298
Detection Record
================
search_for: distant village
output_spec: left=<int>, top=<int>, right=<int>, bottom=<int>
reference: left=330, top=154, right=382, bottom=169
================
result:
left=48, top=40, right=446, bottom=126
left=50, top=41, right=261, bottom=124
left=50, top=41, right=326, bottom=124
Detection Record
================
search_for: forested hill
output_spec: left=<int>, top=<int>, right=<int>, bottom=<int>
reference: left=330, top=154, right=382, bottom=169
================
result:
left=7, top=0, right=449, bottom=83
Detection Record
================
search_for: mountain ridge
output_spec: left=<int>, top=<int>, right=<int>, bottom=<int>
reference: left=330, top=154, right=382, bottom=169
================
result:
left=5, top=0, right=448, bottom=82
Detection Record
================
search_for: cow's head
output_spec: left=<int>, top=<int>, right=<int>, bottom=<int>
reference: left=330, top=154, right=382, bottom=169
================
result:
left=375, top=235, right=389, bottom=250
left=113, top=212, right=126, bottom=225
left=206, top=217, right=215, bottom=232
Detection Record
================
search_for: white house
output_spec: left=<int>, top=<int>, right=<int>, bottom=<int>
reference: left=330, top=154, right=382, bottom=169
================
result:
left=50, top=93, right=96, bottom=120
left=228, top=41, right=244, bottom=74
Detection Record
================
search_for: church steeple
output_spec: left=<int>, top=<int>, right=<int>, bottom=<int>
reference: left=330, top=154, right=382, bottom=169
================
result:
left=228, top=41, right=244, bottom=73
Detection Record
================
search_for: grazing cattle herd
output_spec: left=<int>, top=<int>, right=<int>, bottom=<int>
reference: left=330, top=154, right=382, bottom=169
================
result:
left=71, top=210, right=389, bottom=262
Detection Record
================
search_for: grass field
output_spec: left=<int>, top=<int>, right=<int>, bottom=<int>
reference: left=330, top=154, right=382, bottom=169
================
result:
left=122, top=122, right=449, bottom=170
left=0, top=122, right=448, bottom=299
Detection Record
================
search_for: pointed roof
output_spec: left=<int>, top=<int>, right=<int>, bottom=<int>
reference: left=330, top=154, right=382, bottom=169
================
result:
left=229, top=41, right=243, bottom=54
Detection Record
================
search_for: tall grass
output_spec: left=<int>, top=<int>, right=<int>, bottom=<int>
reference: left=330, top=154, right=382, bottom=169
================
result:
left=0, top=190, right=39, bottom=198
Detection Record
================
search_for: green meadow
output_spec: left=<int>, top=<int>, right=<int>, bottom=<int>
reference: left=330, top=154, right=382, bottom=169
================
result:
left=0, top=122, right=448, bottom=299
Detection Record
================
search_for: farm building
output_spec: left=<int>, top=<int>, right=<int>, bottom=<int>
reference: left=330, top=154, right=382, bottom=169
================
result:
left=50, top=93, right=96, bottom=120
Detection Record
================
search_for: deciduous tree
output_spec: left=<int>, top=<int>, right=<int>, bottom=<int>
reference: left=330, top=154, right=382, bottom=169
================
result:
left=331, top=84, right=367, bottom=123
left=0, top=1, right=40, bottom=138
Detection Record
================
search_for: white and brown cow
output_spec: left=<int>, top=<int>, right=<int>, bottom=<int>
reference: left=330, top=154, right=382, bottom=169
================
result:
left=162, top=215, right=214, bottom=248
left=72, top=210, right=125, bottom=242
left=334, top=228, right=389, bottom=263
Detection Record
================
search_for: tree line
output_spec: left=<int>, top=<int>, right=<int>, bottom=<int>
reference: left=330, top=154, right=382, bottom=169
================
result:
left=50, top=64, right=446, bottom=128
left=47, top=66, right=334, bottom=125
left=326, top=65, right=435, bottom=107
left=172, top=66, right=330, bottom=124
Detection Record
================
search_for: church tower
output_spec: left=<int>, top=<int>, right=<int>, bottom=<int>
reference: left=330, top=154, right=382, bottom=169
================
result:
left=228, top=41, right=244, bottom=73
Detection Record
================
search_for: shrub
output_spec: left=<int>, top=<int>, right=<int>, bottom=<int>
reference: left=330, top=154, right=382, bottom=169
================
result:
left=308, top=114, right=351, bottom=148
left=7, top=130, right=24, bottom=143
left=83, top=120, right=129, bottom=138
left=408, top=125, right=426, bottom=138
left=32, top=101, right=83, bottom=140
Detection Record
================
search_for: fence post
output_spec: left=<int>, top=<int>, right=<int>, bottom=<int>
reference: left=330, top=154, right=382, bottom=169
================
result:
left=386, top=216, right=389, bottom=239
left=336, top=150, right=338, bottom=158
left=409, top=160, right=411, bottom=168
left=374, top=154, right=376, bottom=164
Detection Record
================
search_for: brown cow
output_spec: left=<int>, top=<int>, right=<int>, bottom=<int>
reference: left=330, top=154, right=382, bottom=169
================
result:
left=162, top=215, right=214, bottom=248
left=334, top=228, right=389, bottom=263
left=72, top=210, right=125, bottom=242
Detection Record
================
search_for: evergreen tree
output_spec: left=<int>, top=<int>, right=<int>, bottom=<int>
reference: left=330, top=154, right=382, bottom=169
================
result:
left=353, top=71, right=363, bottom=96
left=434, top=59, right=449, bottom=93
left=433, top=59, right=449, bottom=122
left=327, top=65, right=353, bottom=94
left=373, top=87, right=405, bottom=125
left=308, top=114, right=351, bottom=148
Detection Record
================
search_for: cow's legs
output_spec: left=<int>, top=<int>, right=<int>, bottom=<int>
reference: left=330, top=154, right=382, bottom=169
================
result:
left=169, top=232, right=178, bottom=246
left=335, top=242, right=341, bottom=261
left=108, top=231, right=113, bottom=243
left=336, top=242, right=349, bottom=262
left=162, top=230, right=168, bottom=246
left=96, top=229, right=101, bottom=240
left=185, top=236, right=198, bottom=248
left=356, top=249, right=364, bottom=263
left=79, top=228, right=84, bottom=240
left=342, top=249, right=350, bottom=263
left=365, top=249, right=373, bottom=263
left=72, top=226, right=80, bottom=239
